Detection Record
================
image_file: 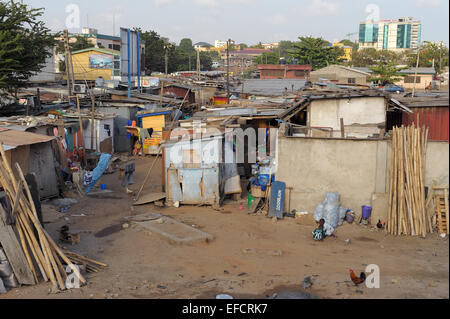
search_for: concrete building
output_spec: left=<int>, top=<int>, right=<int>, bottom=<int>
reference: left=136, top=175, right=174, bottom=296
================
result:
left=303, top=91, right=388, bottom=139
left=220, top=49, right=272, bottom=75
left=70, top=48, right=121, bottom=81
left=332, top=43, right=353, bottom=61
left=261, top=42, right=280, bottom=50
left=310, top=65, right=371, bottom=86
left=257, top=65, right=312, bottom=79
left=194, top=42, right=212, bottom=52
left=354, top=67, right=436, bottom=90
left=359, top=17, right=422, bottom=51
left=215, top=39, right=235, bottom=49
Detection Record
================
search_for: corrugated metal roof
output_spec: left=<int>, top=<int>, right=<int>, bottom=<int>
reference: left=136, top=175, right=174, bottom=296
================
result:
left=235, top=79, right=306, bottom=96
left=0, top=128, right=55, bottom=149
left=353, top=67, right=436, bottom=75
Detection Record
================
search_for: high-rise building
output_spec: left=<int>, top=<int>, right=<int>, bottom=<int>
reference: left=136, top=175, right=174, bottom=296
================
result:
left=359, top=17, right=421, bottom=51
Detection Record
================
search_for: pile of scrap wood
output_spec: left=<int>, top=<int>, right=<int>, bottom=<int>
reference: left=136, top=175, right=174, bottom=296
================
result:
left=387, top=125, right=431, bottom=237
left=0, top=144, right=105, bottom=291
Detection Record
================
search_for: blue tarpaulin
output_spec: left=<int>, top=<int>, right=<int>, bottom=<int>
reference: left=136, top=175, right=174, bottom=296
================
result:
left=85, top=153, right=112, bottom=194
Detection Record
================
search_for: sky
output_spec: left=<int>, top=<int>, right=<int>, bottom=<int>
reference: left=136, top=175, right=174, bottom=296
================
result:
left=22, top=0, right=449, bottom=46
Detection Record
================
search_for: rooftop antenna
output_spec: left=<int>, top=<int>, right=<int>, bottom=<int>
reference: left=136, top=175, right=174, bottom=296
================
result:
left=113, top=14, right=116, bottom=36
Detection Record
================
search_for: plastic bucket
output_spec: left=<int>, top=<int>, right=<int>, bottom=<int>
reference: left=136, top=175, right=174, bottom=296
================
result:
left=362, top=206, right=372, bottom=219
left=100, top=184, right=107, bottom=190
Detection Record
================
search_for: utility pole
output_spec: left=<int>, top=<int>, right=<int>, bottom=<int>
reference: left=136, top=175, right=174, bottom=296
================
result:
left=90, top=93, right=95, bottom=151
left=165, top=45, right=169, bottom=75
left=63, top=30, right=74, bottom=102
left=196, top=48, right=201, bottom=81
left=227, top=39, right=230, bottom=105
left=412, top=44, right=421, bottom=98
left=76, top=95, right=87, bottom=168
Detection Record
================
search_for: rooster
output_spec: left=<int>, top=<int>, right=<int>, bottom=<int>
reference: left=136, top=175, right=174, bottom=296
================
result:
left=349, top=269, right=366, bottom=286
left=377, top=220, right=386, bottom=229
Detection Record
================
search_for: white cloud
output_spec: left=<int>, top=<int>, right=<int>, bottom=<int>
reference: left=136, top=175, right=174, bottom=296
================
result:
left=266, top=14, right=287, bottom=25
left=195, top=0, right=220, bottom=8
left=416, top=0, right=442, bottom=7
left=304, top=0, right=341, bottom=16
left=154, top=0, right=183, bottom=8
left=155, top=0, right=255, bottom=9
left=49, top=18, right=65, bottom=32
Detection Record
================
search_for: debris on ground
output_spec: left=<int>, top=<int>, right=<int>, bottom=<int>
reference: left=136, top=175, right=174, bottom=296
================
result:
left=301, top=276, right=313, bottom=289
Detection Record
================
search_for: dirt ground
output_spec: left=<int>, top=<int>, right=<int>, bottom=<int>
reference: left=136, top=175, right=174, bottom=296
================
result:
left=1, top=156, right=448, bottom=299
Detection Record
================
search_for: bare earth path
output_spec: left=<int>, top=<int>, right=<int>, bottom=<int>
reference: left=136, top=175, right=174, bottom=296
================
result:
left=1, top=157, right=448, bottom=299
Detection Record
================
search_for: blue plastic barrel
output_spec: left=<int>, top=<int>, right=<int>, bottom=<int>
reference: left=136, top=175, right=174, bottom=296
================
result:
left=362, top=206, right=372, bottom=219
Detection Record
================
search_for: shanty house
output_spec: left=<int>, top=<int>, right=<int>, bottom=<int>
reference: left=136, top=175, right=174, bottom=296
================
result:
left=137, top=109, right=173, bottom=155
left=285, top=90, right=389, bottom=139
left=155, top=84, right=196, bottom=104
left=0, top=128, right=59, bottom=199
left=394, top=93, right=449, bottom=141
left=309, top=65, right=371, bottom=86
left=257, top=65, right=312, bottom=79
left=354, top=67, right=436, bottom=90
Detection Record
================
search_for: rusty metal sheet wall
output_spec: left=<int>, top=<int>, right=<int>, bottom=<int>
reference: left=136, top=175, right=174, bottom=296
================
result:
left=403, top=107, right=449, bottom=141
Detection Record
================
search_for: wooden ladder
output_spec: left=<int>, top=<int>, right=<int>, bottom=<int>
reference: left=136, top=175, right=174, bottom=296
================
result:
left=435, top=187, right=449, bottom=235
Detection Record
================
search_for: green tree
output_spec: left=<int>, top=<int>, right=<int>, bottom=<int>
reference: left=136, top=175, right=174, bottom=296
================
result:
left=255, top=52, right=280, bottom=64
left=178, top=38, right=195, bottom=54
left=140, top=30, right=167, bottom=74
left=278, top=40, right=295, bottom=60
left=407, top=42, right=449, bottom=75
left=350, top=48, right=406, bottom=67
left=238, top=43, right=248, bottom=50
left=369, top=62, right=406, bottom=86
left=199, top=51, right=213, bottom=71
left=290, top=37, right=344, bottom=70
left=0, top=0, right=55, bottom=97
left=251, top=42, right=264, bottom=49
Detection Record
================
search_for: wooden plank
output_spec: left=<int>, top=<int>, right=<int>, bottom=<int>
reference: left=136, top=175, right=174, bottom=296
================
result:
left=435, top=195, right=445, bottom=234
left=0, top=206, right=35, bottom=285
left=133, top=192, right=166, bottom=206
left=445, top=189, right=449, bottom=235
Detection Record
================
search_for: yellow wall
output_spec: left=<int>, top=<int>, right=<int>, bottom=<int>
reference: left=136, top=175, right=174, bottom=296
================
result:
left=333, top=43, right=353, bottom=61
left=71, top=51, right=114, bottom=81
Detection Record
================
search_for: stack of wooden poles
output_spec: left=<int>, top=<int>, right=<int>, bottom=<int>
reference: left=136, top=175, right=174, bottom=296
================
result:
left=388, top=124, right=431, bottom=237
left=0, top=144, right=85, bottom=290
left=64, top=250, right=108, bottom=274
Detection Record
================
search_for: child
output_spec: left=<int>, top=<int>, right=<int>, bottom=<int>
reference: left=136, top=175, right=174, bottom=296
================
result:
left=312, top=219, right=326, bottom=241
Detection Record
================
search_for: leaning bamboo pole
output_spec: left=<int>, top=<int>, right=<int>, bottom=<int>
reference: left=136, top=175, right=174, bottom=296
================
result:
left=388, top=124, right=430, bottom=237
left=0, top=143, right=88, bottom=290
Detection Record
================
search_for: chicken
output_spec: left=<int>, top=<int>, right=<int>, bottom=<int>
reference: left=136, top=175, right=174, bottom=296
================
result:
left=377, top=220, right=386, bottom=229
left=349, top=269, right=366, bottom=286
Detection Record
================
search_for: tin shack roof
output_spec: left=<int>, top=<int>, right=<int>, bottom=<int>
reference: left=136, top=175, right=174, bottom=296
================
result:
left=0, top=127, right=55, bottom=150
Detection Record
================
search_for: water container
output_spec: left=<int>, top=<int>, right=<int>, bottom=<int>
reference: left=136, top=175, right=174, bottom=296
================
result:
left=362, top=206, right=372, bottom=219
left=100, top=184, right=107, bottom=190
left=248, top=194, right=255, bottom=208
